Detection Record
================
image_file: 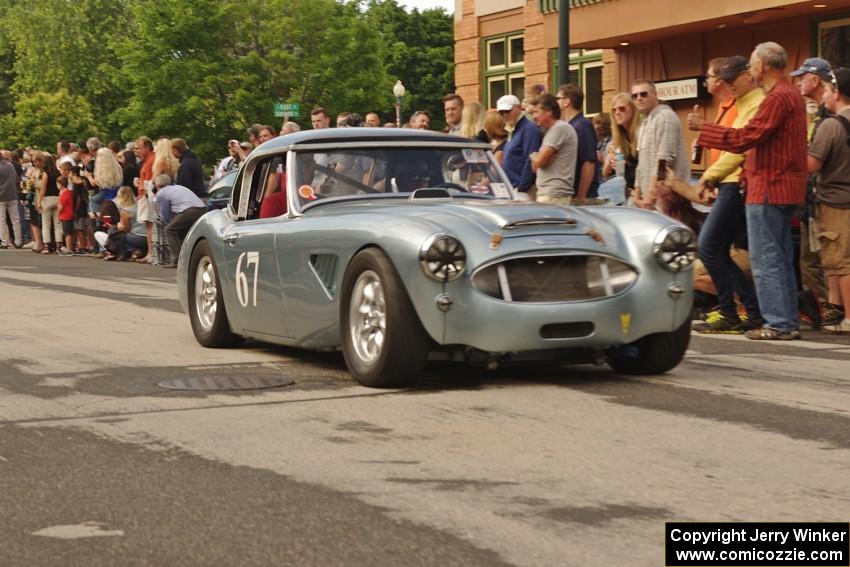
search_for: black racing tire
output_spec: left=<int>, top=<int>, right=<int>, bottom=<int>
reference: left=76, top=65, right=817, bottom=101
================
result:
left=188, top=240, right=240, bottom=347
left=607, top=318, right=691, bottom=375
left=340, top=248, right=430, bottom=387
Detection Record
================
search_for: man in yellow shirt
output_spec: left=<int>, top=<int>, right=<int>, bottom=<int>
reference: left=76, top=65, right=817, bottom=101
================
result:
left=694, top=56, right=766, bottom=334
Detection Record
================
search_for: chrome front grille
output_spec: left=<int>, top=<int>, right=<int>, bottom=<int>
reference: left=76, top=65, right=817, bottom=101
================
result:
left=471, top=254, right=637, bottom=303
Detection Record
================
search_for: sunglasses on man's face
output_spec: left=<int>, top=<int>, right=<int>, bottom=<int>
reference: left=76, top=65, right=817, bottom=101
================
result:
left=631, top=91, right=650, bottom=99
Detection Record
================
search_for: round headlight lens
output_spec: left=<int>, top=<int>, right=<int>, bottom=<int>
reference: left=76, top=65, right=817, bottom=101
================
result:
left=653, top=226, right=697, bottom=272
left=419, top=235, right=466, bottom=282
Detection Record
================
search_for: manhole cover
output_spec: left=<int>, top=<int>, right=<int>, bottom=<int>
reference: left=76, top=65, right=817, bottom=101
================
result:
left=158, top=375, right=295, bottom=391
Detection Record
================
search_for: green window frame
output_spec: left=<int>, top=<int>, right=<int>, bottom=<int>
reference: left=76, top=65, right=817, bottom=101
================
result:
left=551, top=49, right=603, bottom=116
left=815, top=15, right=850, bottom=69
left=482, top=32, right=525, bottom=109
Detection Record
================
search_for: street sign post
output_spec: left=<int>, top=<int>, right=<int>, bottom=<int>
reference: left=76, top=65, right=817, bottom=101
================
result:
left=273, top=102, right=301, bottom=120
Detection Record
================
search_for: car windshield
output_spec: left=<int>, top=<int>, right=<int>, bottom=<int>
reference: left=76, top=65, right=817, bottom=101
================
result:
left=292, top=147, right=512, bottom=211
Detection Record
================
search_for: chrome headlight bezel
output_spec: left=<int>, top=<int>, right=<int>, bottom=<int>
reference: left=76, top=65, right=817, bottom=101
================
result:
left=653, top=225, right=697, bottom=272
left=419, top=234, right=466, bottom=282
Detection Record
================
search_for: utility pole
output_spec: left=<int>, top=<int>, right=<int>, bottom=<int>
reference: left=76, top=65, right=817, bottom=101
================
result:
left=558, top=0, right=570, bottom=87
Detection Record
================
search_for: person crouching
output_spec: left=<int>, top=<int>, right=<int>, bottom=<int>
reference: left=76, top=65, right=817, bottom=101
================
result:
left=151, top=174, right=206, bottom=268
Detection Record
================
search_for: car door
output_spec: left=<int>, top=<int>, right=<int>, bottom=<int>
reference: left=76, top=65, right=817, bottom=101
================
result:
left=219, top=153, right=293, bottom=339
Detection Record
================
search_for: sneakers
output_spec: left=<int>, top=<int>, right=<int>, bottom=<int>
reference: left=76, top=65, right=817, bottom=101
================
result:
left=745, top=327, right=801, bottom=340
left=822, top=303, right=846, bottom=327
left=693, top=314, right=745, bottom=334
left=822, top=319, right=850, bottom=335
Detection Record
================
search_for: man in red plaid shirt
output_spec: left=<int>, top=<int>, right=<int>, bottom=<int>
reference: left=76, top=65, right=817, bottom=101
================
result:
left=688, top=42, right=808, bottom=340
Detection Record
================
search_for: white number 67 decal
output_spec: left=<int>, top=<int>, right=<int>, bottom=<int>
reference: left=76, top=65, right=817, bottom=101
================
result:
left=236, top=251, right=260, bottom=307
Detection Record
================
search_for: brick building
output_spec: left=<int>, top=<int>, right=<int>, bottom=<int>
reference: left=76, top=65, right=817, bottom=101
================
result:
left=455, top=0, right=850, bottom=129
left=455, top=0, right=850, bottom=164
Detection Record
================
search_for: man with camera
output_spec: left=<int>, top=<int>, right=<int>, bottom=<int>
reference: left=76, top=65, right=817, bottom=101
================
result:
left=807, top=67, right=850, bottom=334
left=152, top=174, right=206, bottom=268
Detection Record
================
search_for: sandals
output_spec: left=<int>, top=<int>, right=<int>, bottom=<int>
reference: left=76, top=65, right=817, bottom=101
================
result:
left=745, top=327, right=801, bottom=341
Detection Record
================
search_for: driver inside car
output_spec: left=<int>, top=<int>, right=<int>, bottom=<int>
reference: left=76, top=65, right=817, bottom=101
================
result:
left=395, top=161, right=432, bottom=192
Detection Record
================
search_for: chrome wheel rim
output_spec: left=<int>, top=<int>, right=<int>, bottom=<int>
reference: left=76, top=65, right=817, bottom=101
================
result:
left=194, top=257, right=217, bottom=331
left=349, top=270, right=386, bottom=364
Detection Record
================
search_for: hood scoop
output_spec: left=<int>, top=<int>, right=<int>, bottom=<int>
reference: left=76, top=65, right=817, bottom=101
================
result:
left=502, top=217, right=578, bottom=229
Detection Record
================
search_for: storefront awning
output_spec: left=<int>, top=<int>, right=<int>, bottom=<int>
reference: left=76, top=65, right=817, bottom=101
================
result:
left=566, top=0, right=850, bottom=48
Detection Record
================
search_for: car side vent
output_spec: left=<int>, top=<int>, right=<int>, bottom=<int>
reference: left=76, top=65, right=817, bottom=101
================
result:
left=309, top=254, right=338, bottom=298
left=410, top=188, right=452, bottom=199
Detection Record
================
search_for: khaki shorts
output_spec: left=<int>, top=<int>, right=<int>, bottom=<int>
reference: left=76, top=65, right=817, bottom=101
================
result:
left=816, top=204, right=850, bottom=277
left=536, top=194, right=573, bottom=206
left=137, top=196, right=153, bottom=223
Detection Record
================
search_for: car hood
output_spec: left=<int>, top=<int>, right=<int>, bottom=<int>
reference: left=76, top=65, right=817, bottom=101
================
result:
left=306, top=198, right=607, bottom=237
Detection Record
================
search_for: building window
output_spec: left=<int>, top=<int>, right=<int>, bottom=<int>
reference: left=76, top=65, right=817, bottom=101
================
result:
left=483, top=32, right=524, bottom=109
left=818, top=17, right=850, bottom=69
left=552, top=49, right=603, bottom=116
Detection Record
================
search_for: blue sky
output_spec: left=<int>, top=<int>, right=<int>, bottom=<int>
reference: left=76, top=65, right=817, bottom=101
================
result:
left=398, top=0, right=454, bottom=12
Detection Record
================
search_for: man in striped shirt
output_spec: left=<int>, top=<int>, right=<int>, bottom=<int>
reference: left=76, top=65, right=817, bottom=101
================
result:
left=688, top=42, right=808, bottom=340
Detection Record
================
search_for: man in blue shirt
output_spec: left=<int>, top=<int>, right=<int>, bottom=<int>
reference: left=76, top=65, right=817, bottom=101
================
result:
left=499, top=94, right=542, bottom=196
left=153, top=174, right=206, bottom=267
left=557, top=84, right=600, bottom=203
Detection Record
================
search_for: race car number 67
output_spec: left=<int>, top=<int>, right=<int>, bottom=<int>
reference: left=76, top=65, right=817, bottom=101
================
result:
left=236, top=251, right=259, bottom=307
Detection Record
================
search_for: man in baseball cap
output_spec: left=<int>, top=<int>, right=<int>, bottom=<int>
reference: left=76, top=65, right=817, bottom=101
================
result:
left=808, top=66, right=850, bottom=334
left=790, top=57, right=833, bottom=81
left=792, top=57, right=834, bottom=322
left=497, top=94, right=541, bottom=196
left=792, top=57, right=833, bottom=134
left=496, top=94, right=521, bottom=112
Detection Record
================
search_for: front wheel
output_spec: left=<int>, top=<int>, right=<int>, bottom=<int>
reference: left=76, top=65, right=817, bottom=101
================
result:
left=188, top=240, right=240, bottom=347
left=341, top=248, right=430, bottom=387
left=607, top=318, right=691, bottom=375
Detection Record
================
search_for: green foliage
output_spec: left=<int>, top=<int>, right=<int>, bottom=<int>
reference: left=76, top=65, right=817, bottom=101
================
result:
left=0, top=90, right=99, bottom=149
left=368, top=0, right=455, bottom=130
left=1, top=0, right=127, bottom=136
left=0, top=0, right=455, bottom=165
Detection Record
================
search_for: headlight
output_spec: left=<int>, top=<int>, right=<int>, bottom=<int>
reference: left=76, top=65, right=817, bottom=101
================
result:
left=653, top=226, right=697, bottom=272
left=419, top=234, right=466, bottom=282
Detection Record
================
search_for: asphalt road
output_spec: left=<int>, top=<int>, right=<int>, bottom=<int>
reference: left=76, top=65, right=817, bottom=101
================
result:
left=1, top=249, right=848, bottom=566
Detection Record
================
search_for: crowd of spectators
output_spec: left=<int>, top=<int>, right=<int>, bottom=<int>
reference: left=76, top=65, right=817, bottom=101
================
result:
left=2, top=40, right=847, bottom=339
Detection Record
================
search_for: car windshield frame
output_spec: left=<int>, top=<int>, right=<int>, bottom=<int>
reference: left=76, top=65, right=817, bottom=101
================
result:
left=286, top=142, right=515, bottom=215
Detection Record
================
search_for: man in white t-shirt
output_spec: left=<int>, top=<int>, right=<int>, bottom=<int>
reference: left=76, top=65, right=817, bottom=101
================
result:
left=530, top=94, right=578, bottom=205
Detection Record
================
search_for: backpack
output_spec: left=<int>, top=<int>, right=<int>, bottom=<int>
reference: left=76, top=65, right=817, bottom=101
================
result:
left=833, top=114, right=850, bottom=147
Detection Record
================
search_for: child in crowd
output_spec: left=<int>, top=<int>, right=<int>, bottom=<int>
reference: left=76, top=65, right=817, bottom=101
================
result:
left=56, top=176, right=74, bottom=255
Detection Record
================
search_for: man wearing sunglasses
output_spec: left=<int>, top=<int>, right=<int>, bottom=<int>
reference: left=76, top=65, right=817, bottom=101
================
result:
left=632, top=79, right=690, bottom=209
left=688, top=42, right=808, bottom=341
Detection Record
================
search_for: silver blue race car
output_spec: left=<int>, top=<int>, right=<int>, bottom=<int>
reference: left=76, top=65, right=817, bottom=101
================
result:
left=177, top=129, right=696, bottom=387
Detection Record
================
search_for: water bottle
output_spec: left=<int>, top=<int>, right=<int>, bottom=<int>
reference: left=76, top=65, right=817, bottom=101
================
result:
left=614, top=148, right=625, bottom=178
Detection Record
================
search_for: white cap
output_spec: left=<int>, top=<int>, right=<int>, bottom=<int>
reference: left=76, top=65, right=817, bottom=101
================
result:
left=496, top=94, right=521, bottom=111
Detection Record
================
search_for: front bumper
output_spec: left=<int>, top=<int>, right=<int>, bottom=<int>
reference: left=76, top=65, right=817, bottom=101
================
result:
left=440, top=270, right=692, bottom=353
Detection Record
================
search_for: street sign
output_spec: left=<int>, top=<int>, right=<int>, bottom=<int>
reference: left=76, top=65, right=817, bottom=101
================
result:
left=273, top=102, right=300, bottom=118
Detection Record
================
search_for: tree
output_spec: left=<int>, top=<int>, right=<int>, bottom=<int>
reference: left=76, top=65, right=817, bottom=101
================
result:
left=1, top=0, right=127, bottom=137
left=0, top=90, right=99, bottom=149
left=367, top=0, right=455, bottom=129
